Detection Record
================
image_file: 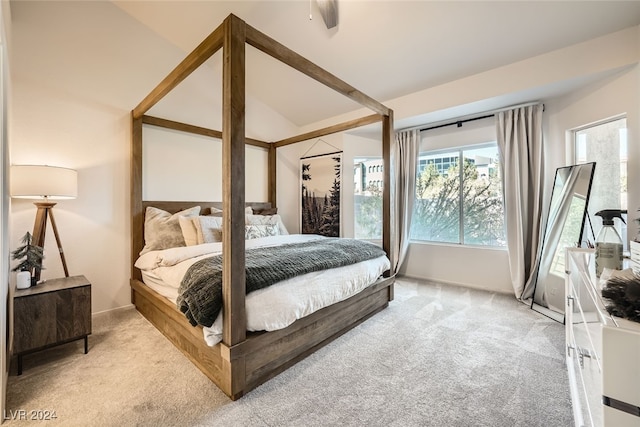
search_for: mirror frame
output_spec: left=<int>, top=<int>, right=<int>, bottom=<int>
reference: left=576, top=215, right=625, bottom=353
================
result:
left=531, top=162, right=596, bottom=322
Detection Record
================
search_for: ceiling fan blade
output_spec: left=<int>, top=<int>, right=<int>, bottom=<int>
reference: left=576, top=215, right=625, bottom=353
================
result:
left=317, top=0, right=338, bottom=29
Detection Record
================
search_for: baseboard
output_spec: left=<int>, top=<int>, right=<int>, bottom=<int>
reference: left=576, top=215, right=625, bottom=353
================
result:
left=92, top=304, right=135, bottom=317
left=397, top=273, right=514, bottom=296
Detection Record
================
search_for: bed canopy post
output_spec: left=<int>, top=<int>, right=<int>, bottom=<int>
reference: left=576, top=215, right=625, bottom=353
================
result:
left=221, top=14, right=247, bottom=347
left=268, top=144, right=277, bottom=208
left=382, top=112, right=394, bottom=284
left=131, top=115, right=143, bottom=284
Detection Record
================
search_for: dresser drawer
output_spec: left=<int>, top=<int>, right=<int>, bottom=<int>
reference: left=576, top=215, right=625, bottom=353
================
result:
left=602, top=324, right=640, bottom=409
left=603, top=406, right=640, bottom=427
left=569, top=319, right=603, bottom=426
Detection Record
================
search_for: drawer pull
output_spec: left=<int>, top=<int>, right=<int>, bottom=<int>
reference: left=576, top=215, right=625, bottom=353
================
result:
left=578, top=347, right=592, bottom=368
left=603, top=396, right=640, bottom=417
left=567, top=295, right=574, bottom=308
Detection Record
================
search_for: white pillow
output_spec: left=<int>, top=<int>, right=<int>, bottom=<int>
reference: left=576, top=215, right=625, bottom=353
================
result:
left=245, top=224, right=279, bottom=240
left=192, top=213, right=288, bottom=244
left=141, top=206, right=201, bottom=255
left=246, top=214, right=289, bottom=235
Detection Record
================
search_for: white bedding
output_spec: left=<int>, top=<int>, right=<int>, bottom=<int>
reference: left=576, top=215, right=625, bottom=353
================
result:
left=135, top=234, right=390, bottom=346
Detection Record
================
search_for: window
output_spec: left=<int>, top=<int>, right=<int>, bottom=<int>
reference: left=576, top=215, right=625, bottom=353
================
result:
left=411, top=141, right=505, bottom=247
left=574, top=117, right=627, bottom=247
left=354, top=158, right=383, bottom=239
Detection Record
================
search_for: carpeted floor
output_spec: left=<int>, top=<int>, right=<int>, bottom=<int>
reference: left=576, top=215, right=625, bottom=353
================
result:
left=4, top=278, right=572, bottom=426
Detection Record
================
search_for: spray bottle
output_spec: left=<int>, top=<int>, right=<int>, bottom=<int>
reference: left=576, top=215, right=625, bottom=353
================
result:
left=595, top=209, right=626, bottom=278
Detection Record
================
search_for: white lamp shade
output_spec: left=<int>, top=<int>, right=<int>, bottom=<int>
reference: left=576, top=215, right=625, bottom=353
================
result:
left=10, top=165, right=78, bottom=200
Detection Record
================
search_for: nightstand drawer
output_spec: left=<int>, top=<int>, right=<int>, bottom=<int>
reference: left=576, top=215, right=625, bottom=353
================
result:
left=14, top=286, right=90, bottom=353
left=13, top=275, right=92, bottom=374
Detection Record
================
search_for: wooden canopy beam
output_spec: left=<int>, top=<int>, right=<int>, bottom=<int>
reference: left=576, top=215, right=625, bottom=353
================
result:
left=141, top=115, right=270, bottom=149
left=245, top=25, right=391, bottom=117
left=132, top=22, right=225, bottom=119
left=273, top=114, right=382, bottom=148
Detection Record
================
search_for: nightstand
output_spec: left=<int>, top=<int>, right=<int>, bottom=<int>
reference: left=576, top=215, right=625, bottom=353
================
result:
left=13, top=275, right=91, bottom=375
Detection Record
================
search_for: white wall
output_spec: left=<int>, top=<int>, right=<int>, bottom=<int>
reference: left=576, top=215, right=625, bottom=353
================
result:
left=546, top=65, right=640, bottom=243
left=9, top=1, right=297, bottom=314
left=397, top=65, right=640, bottom=294
left=284, top=25, right=640, bottom=295
left=0, top=0, right=10, bottom=420
left=397, top=38, right=639, bottom=294
left=142, top=127, right=269, bottom=203
left=10, top=1, right=154, bottom=313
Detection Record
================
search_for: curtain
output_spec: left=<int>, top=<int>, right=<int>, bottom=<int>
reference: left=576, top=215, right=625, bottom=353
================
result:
left=392, top=129, right=420, bottom=273
left=496, top=104, right=545, bottom=300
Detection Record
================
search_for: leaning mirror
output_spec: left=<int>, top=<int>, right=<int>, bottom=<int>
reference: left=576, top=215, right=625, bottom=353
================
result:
left=531, top=162, right=596, bottom=322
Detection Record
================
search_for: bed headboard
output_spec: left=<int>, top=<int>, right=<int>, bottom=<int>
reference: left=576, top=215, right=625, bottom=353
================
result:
left=131, top=201, right=272, bottom=281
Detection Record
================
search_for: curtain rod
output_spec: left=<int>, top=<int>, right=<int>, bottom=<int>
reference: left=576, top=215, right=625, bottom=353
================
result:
left=401, top=101, right=543, bottom=134
left=419, top=114, right=492, bottom=132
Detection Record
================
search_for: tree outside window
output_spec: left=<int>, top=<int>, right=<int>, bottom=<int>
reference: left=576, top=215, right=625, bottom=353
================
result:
left=410, top=144, right=506, bottom=246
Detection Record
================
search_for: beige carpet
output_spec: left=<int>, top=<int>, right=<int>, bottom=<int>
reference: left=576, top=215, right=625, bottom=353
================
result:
left=4, top=278, right=572, bottom=426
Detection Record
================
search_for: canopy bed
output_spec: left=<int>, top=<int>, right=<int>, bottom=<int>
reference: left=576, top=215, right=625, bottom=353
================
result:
left=130, top=14, right=395, bottom=400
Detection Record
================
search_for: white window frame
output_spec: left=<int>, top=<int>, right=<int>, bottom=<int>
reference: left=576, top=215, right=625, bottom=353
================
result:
left=411, top=116, right=504, bottom=247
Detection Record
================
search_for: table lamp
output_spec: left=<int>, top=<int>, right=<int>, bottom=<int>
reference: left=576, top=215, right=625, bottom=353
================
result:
left=10, top=165, right=78, bottom=282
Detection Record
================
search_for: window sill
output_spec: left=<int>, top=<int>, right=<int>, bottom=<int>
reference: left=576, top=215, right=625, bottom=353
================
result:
left=408, top=240, right=508, bottom=251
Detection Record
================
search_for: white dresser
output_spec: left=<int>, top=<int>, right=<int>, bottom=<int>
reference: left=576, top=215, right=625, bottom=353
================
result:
left=565, top=248, right=640, bottom=427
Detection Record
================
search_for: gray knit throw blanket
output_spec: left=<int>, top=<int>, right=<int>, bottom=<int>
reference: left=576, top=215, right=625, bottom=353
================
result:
left=177, top=238, right=387, bottom=327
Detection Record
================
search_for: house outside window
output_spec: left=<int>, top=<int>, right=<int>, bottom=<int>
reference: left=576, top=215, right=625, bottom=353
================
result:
left=354, top=158, right=383, bottom=239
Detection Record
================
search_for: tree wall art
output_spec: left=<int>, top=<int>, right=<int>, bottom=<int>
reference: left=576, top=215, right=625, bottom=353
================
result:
left=300, top=152, right=341, bottom=237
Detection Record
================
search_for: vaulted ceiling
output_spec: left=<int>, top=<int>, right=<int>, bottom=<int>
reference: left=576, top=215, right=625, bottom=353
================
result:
left=113, top=1, right=640, bottom=129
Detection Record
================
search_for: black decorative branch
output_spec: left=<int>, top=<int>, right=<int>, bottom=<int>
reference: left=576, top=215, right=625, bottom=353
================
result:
left=601, top=275, right=640, bottom=323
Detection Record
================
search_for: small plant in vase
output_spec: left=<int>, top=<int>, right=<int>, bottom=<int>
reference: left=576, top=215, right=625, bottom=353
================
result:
left=11, top=232, right=44, bottom=288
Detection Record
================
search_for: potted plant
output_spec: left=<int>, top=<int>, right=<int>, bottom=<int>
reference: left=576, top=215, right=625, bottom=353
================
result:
left=11, top=232, right=44, bottom=287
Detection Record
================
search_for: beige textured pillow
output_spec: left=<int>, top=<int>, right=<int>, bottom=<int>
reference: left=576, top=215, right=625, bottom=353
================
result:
left=208, top=206, right=254, bottom=217
left=141, top=206, right=201, bottom=255
left=208, top=207, right=223, bottom=217
left=193, top=216, right=224, bottom=244
left=178, top=216, right=199, bottom=246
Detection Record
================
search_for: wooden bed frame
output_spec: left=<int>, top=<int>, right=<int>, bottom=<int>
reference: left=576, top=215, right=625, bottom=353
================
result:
left=130, top=14, right=395, bottom=400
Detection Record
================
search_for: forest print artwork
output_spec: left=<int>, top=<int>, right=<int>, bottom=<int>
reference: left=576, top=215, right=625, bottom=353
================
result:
left=300, top=152, right=341, bottom=237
